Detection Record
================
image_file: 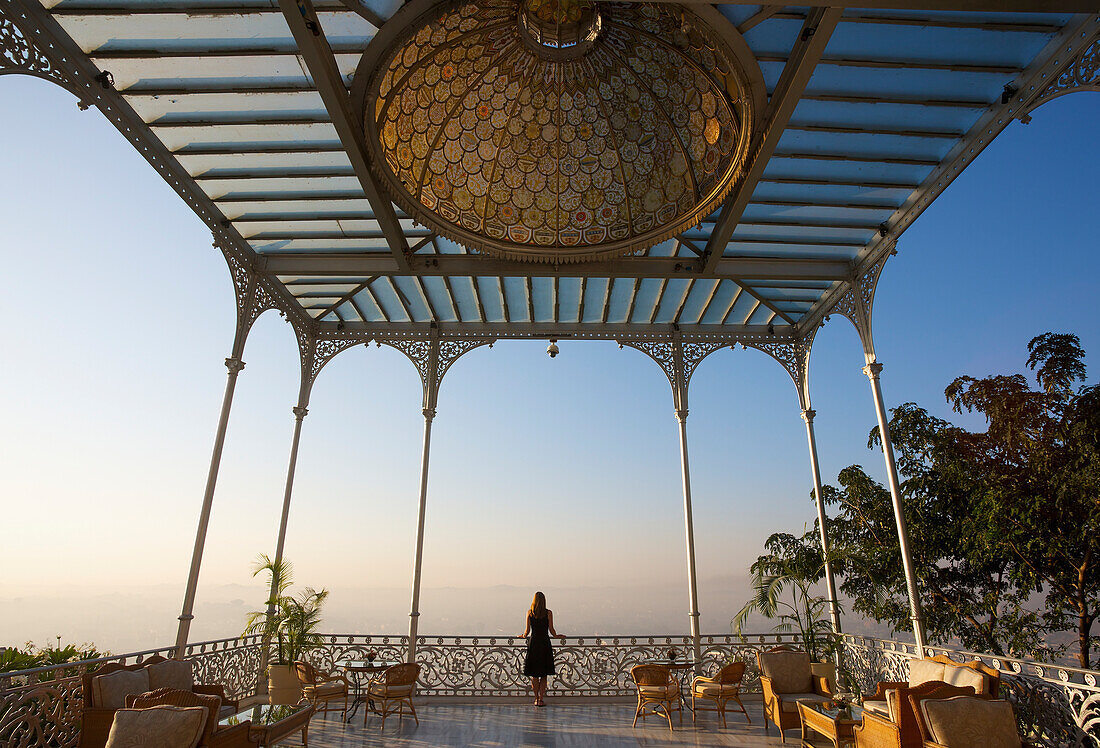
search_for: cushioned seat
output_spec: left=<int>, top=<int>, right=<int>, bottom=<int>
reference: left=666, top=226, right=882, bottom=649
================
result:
left=864, top=699, right=889, bottom=716
left=913, top=695, right=1028, bottom=748
left=690, top=662, right=749, bottom=728
left=105, top=705, right=207, bottom=748
left=365, top=663, right=420, bottom=731
left=631, top=664, right=683, bottom=731
left=757, top=647, right=833, bottom=741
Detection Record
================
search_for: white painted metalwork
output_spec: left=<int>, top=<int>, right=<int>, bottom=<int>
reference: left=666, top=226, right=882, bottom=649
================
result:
left=6, top=633, right=1100, bottom=746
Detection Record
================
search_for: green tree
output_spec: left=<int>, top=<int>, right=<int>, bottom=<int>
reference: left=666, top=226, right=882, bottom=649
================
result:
left=944, top=333, right=1099, bottom=667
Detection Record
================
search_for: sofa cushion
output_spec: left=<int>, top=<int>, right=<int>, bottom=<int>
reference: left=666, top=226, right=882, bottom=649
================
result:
left=760, top=650, right=813, bottom=694
left=93, top=668, right=151, bottom=710
left=919, top=696, right=1021, bottom=747
left=105, top=705, right=206, bottom=748
left=146, top=659, right=194, bottom=693
left=943, top=663, right=987, bottom=694
left=693, top=682, right=740, bottom=697
left=778, top=693, right=830, bottom=713
left=909, top=659, right=946, bottom=688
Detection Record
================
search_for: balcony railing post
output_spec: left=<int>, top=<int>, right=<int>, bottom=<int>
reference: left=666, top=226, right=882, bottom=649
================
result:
left=864, top=362, right=926, bottom=657
left=175, top=356, right=245, bottom=658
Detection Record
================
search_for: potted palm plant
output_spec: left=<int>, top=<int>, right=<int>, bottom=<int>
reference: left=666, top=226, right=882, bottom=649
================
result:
left=733, top=536, right=846, bottom=692
left=244, top=554, right=329, bottom=705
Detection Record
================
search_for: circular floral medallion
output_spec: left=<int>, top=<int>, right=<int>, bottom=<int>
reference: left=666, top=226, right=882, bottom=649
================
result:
left=357, top=0, right=756, bottom=263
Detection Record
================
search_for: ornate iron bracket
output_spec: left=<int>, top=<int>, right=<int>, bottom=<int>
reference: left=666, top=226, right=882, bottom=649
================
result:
left=217, top=237, right=285, bottom=360
left=1019, top=27, right=1100, bottom=122
left=0, top=7, right=83, bottom=98
left=377, top=330, right=495, bottom=416
left=293, top=329, right=372, bottom=407
left=738, top=324, right=819, bottom=411
left=618, top=334, right=725, bottom=415
left=828, top=243, right=894, bottom=363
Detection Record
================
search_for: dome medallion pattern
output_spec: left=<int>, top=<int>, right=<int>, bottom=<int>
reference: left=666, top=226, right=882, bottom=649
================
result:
left=357, top=0, right=755, bottom=263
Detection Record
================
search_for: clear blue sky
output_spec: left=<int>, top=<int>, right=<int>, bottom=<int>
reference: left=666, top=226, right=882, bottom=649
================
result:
left=1, top=75, right=1097, bottom=645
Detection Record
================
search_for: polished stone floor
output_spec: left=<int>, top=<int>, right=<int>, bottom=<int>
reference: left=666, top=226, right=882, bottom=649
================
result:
left=303, top=699, right=789, bottom=747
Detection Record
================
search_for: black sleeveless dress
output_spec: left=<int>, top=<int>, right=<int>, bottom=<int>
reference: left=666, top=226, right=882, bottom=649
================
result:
left=523, top=613, right=555, bottom=677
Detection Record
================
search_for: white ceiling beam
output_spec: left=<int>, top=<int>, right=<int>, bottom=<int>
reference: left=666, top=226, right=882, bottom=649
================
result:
left=702, top=6, right=842, bottom=273
left=315, top=320, right=795, bottom=340
left=277, top=0, right=411, bottom=271
left=260, top=254, right=852, bottom=280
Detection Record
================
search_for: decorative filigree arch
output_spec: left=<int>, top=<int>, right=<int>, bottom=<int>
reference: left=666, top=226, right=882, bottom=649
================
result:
left=1020, top=28, right=1100, bottom=121
left=295, top=331, right=372, bottom=407
left=617, top=335, right=725, bottom=414
left=739, top=324, right=819, bottom=412
left=0, top=8, right=82, bottom=100
left=217, top=237, right=284, bottom=360
left=829, top=244, right=894, bottom=364
left=377, top=332, right=495, bottom=415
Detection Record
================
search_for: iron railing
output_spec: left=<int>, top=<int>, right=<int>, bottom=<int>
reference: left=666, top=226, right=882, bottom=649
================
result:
left=3, top=632, right=1098, bottom=747
left=841, top=635, right=1100, bottom=747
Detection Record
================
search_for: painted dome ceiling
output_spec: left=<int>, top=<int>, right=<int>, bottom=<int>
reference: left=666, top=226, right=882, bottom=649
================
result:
left=357, top=0, right=755, bottom=263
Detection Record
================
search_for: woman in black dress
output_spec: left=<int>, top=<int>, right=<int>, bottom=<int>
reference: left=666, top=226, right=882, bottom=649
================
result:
left=519, top=591, right=564, bottom=706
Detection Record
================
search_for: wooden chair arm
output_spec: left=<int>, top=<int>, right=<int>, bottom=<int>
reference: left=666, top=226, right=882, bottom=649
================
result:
left=867, top=681, right=907, bottom=702
left=194, top=684, right=237, bottom=710
left=813, top=675, right=834, bottom=697
left=855, top=711, right=900, bottom=748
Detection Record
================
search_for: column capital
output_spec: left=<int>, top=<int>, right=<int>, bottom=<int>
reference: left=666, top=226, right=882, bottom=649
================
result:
left=801, top=408, right=816, bottom=424
left=862, top=361, right=883, bottom=380
left=292, top=406, right=309, bottom=420
left=422, top=407, right=436, bottom=421
left=675, top=408, right=689, bottom=423
left=224, top=357, right=245, bottom=375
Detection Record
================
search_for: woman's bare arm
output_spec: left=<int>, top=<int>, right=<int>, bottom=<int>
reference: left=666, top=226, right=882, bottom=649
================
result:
left=548, top=611, right=565, bottom=639
left=518, top=615, right=530, bottom=639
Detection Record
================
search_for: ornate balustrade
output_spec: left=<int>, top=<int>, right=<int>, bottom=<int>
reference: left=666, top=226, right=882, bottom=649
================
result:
left=0, top=635, right=263, bottom=747
left=841, top=635, right=1100, bottom=747
left=5, top=632, right=1098, bottom=747
left=310, top=632, right=803, bottom=696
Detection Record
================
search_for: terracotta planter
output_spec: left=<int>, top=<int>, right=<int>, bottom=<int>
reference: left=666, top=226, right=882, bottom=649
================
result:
left=268, top=664, right=302, bottom=705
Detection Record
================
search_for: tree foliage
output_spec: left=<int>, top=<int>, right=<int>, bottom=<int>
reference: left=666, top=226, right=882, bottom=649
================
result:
left=747, top=333, right=1098, bottom=667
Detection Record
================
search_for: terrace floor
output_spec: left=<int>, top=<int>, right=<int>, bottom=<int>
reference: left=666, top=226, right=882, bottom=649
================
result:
left=303, top=699, right=786, bottom=747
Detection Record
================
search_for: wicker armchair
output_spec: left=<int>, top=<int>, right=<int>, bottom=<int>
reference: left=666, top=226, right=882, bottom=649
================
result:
left=79, top=655, right=238, bottom=748
left=125, top=688, right=255, bottom=748
left=757, top=647, right=832, bottom=742
left=365, top=662, right=420, bottom=731
left=690, top=661, right=749, bottom=728
left=630, top=664, right=683, bottom=731
left=908, top=692, right=1038, bottom=748
left=854, top=683, right=977, bottom=748
left=294, top=660, right=350, bottom=720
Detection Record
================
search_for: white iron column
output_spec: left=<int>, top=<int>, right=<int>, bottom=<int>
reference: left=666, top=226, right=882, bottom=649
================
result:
left=864, top=362, right=926, bottom=656
left=408, top=338, right=441, bottom=663
left=256, top=403, right=310, bottom=688
left=175, top=357, right=245, bottom=657
left=671, top=342, right=702, bottom=663
left=676, top=408, right=702, bottom=662
left=801, top=409, right=842, bottom=635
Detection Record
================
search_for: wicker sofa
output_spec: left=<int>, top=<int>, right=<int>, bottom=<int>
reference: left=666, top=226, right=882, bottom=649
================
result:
left=857, top=655, right=1001, bottom=748
left=79, top=655, right=238, bottom=748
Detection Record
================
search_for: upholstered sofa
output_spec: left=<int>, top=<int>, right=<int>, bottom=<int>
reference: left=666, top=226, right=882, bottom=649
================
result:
left=79, top=655, right=238, bottom=748
left=124, top=688, right=255, bottom=747
left=910, top=693, right=1035, bottom=748
left=858, top=655, right=1001, bottom=748
left=757, top=647, right=834, bottom=741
